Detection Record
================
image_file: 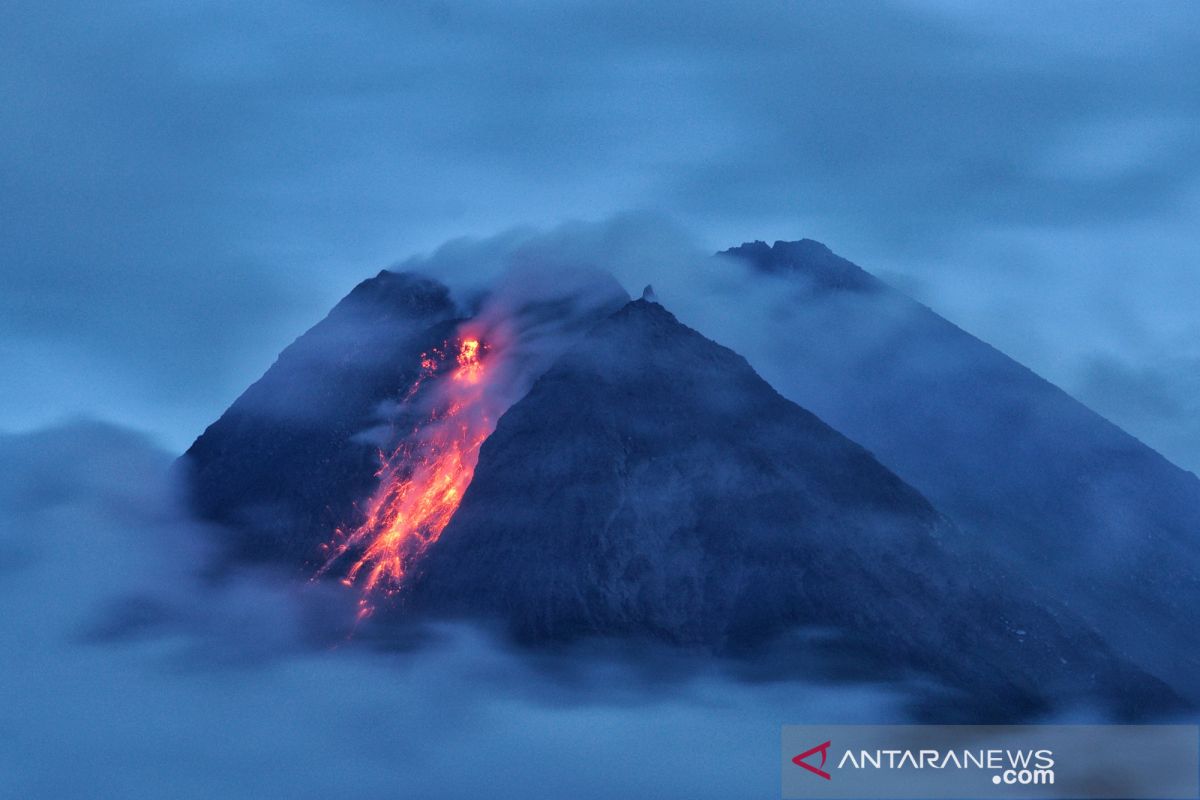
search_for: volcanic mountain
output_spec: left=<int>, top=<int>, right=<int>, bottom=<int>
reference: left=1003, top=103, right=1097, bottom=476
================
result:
left=182, top=268, right=1178, bottom=718
left=720, top=240, right=1200, bottom=701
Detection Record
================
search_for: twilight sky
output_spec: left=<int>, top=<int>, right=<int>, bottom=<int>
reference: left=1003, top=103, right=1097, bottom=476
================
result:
left=2, top=1, right=1198, bottom=469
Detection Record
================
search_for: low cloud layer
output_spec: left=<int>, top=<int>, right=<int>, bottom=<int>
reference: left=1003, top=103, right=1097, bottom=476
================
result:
left=0, top=422, right=906, bottom=798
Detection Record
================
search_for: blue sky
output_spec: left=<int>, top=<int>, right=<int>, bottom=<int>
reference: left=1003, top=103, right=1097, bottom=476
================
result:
left=2, top=0, right=1198, bottom=468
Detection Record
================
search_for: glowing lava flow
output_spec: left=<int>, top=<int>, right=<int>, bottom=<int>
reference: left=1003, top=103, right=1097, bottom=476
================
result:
left=317, top=334, right=497, bottom=618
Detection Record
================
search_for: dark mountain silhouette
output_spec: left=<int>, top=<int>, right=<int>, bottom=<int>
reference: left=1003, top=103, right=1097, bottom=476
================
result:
left=722, top=239, right=1200, bottom=700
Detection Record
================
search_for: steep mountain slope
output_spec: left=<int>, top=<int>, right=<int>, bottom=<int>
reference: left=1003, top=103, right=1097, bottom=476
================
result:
left=405, top=298, right=1172, bottom=716
left=181, top=268, right=629, bottom=569
left=183, top=271, right=460, bottom=566
left=722, top=239, right=1200, bottom=698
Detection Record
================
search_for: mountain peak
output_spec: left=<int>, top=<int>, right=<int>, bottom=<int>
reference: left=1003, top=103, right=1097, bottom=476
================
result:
left=621, top=295, right=673, bottom=317
left=721, top=239, right=881, bottom=293
left=336, top=270, right=454, bottom=320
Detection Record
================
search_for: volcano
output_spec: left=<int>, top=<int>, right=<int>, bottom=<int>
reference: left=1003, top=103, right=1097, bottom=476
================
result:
left=181, top=260, right=1184, bottom=719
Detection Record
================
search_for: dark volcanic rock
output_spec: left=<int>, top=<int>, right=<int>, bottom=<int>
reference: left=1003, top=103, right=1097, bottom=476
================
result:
left=406, top=299, right=1174, bottom=717
left=722, top=239, right=1200, bottom=701
left=180, top=268, right=630, bottom=570
left=181, top=271, right=461, bottom=567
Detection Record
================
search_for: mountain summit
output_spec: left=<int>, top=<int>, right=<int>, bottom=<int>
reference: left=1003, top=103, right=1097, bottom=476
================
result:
left=725, top=239, right=881, bottom=292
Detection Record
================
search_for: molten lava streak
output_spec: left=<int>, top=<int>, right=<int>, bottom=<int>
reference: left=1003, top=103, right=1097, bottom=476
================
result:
left=317, top=335, right=497, bottom=618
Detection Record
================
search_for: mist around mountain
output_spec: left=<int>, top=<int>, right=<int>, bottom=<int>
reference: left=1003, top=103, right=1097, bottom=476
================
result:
left=3, top=422, right=902, bottom=799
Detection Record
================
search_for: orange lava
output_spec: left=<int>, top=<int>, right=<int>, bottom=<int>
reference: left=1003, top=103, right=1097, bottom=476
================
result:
left=317, top=335, right=496, bottom=618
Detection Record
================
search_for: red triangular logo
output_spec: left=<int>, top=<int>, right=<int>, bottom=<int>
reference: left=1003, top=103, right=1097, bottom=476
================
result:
left=792, top=740, right=832, bottom=780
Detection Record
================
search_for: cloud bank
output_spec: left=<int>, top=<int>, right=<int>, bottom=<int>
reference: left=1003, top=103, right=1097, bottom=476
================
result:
left=0, top=421, right=906, bottom=798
